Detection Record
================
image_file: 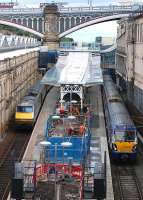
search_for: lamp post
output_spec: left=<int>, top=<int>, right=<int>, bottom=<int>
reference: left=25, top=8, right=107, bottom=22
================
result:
left=52, top=115, right=60, bottom=120
left=59, top=99, right=65, bottom=108
left=42, top=141, right=72, bottom=200
left=61, top=142, right=72, bottom=165
left=54, top=143, right=58, bottom=200
left=52, top=115, right=61, bottom=129
left=39, top=141, right=51, bottom=163
left=67, top=115, right=76, bottom=120
left=71, top=100, right=77, bottom=104
left=68, top=157, right=73, bottom=175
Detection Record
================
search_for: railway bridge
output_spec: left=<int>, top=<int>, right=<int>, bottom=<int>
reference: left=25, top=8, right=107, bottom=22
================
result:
left=0, top=4, right=140, bottom=33
left=0, top=3, right=141, bottom=49
left=0, top=6, right=132, bottom=49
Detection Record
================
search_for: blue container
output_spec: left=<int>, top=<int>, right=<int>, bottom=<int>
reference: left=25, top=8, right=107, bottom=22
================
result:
left=47, top=50, right=58, bottom=64
left=38, top=49, right=58, bottom=69
left=39, top=52, right=49, bottom=68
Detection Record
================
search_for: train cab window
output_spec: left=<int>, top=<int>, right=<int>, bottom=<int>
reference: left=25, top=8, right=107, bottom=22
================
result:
left=17, top=106, right=33, bottom=112
left=114, top=131, right=124, bottom=141
left=28, top=92, right=37, bottom=97
left=125, top=131, right=135, bottom=141
left=114, top=130, right=135, bottom=141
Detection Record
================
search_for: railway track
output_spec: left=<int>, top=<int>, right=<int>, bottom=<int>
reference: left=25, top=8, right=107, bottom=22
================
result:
left=0, top=86, right=53, bottom=200
left=112, top=164, right=143, bottom=200
left=0, top=132, right=30, bottom=200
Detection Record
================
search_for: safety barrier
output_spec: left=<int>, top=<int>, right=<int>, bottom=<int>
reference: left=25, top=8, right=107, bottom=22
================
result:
left=35, top=163, right=84, bottom=200
left=36, top=163, right=83, bottom=180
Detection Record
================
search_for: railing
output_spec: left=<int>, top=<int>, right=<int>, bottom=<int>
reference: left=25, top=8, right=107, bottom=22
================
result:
left=59, top=5, right=138, bottom=13
left=0, top=4, right=141, bottom=14
left=129, top=5, right=143, bottom=18
left=84, top=151, right=107, bottom=199
left=0, top=8, right=43, bottom=14
left=0, top=43, right=40, bottom=52
left=59, top=42, right=100, bottom=51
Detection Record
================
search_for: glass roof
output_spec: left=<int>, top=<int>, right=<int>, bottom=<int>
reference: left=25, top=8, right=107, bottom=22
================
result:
left=41, top=52, right=103, bottom=87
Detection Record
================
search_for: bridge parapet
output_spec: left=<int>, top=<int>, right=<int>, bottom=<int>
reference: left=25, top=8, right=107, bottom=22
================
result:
left=0, top=4, right=139, bottom=14
left=0, top=4, right=141, bottom=34
left=59, top=5, right=139, bottom=13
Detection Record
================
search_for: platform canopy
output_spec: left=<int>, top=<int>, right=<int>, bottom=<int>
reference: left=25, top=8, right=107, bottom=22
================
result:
left=41, top=52, right=103, bottom=87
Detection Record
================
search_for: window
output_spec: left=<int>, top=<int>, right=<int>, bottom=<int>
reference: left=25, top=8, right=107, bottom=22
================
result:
left=138, top=24, right=140, bottom=42
left=114, top=130, right=135, bottom=142
left=141, top=24, right=143, bottom=42
left=17, top=106, right=33, bottom=113
left=114, top=130, right=125, bottom=141
left=125, top=131, right=135, bottom=141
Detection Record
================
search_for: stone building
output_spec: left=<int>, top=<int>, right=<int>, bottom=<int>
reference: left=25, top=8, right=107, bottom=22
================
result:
left=0, top=48, right=40, bottom=138
left=116, top=13, right=143, bottom=112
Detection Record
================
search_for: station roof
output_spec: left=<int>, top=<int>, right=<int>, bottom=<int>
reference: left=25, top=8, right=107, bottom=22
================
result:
left=41, top=52, right=103, bottom=87
left=100, top=44, right=116, bottom=53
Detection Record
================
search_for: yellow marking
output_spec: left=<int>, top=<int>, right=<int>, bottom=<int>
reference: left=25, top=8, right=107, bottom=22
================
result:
left=15, top=112, right=33, bottom=120
left=115, top=142, right=136, bottom=153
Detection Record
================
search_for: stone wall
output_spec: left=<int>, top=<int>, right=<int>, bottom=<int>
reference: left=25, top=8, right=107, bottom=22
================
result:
left=116, top=15, right=143, bottom=113
left=0, top=49, right=41, bottom=138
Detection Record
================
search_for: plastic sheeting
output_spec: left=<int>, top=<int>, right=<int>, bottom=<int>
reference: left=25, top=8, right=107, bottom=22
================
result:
left=44, top=136, right=90, bottom=163
left=41, top=52, right=103, bottom=86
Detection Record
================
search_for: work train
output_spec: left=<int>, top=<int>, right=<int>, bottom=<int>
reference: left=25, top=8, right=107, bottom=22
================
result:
left=15, top=81, right=49, bottom=127
left=103, top=75, right=137, bottom=161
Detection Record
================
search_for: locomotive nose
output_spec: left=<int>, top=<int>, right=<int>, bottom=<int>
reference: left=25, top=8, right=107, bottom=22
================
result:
left=115, top=142, right=135, bottom=153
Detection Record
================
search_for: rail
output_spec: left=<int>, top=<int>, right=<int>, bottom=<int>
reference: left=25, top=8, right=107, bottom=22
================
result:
left=116, top=166, right=143, bottom=200
left=0, top=132, right=30, bottom=200
left=0, top=4, right=141, bottom=14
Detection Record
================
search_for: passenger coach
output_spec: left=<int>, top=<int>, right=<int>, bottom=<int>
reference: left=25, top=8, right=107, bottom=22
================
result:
left=103, top=75, right=137, bottom=161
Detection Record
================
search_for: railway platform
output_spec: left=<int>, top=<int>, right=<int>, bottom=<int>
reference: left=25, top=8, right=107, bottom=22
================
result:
left=83, top=85, right=114, bottom=200
left=22, top=87, right=59, bottom=161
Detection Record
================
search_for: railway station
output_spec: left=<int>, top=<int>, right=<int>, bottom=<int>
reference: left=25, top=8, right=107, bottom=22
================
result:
left=10, top=52, right=114, bottom=200
left=1, top=44, right=142, bottom=200
left=1, top=1, right=143, bottom=200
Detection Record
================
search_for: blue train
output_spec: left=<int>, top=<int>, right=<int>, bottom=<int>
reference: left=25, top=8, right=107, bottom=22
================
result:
left=103, top=75, right=137, bottom=161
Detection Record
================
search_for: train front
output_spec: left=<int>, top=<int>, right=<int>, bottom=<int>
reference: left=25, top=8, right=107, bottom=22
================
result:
left=15, top=101, right=34, bottom=126
left=111, top=125, right=137, bottom=161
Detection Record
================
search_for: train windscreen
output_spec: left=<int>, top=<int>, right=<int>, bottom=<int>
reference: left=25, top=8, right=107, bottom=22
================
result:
left=124, top=131, right=136, bottom=141
left=114, top=130, right=136, bottom=141
left=17, top=106, right=33, bottom=113
left=114, top=130, right=124, bottom=141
